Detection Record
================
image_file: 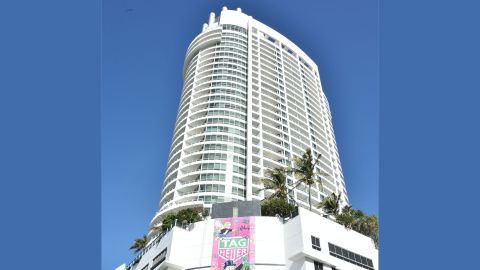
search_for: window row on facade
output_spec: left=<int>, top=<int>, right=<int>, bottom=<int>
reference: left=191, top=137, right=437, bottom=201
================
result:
left=328, top=242, right=374, bottom=270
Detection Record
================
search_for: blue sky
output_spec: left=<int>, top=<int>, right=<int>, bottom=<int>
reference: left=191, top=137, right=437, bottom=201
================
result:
left=102, top=1, right=378, bottom=270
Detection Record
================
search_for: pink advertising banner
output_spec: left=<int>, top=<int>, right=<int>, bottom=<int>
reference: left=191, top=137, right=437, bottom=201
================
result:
left=211, top=216, right=255, bottom=270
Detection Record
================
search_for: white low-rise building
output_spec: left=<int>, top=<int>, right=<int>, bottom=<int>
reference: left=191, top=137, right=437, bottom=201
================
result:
left=117, top=207, right=377, bottom=270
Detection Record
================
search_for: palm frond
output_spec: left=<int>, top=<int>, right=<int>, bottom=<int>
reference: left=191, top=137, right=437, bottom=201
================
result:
left=129, top=235, right=148, bottom=253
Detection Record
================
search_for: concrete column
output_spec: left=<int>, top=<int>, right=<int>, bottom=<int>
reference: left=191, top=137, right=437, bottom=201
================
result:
left=208, top=12, right=215, bottom=26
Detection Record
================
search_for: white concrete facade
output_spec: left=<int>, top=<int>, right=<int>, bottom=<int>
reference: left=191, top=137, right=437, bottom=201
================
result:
left=118, top=208, right=377, bottom=270
left=152, top=7, right=349, bottom=227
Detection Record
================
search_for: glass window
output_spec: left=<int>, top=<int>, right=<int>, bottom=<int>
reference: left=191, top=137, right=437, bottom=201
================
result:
left=311, top=236, right=321, bottom=251
left=328, top=242, right=374, bottom=270
left=328, top=243, right=335, bottom=252
left=314, top=261, right=323, bottom=270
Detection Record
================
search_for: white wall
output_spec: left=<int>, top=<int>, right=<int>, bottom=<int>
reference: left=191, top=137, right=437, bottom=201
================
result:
left=168, top=219, right=214, bottom=267
left=255, top=216, right=286, bottom=269
left=285, top=208, right=378, bottom=270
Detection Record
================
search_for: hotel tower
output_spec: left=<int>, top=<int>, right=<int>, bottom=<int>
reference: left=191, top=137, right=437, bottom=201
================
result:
left=150, top=7, right=349, bottom=228
left=116, top=8, right=378, bottom=270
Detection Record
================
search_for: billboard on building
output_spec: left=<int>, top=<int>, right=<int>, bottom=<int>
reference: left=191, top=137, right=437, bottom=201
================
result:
left=211, top=216, right=255, bottom=270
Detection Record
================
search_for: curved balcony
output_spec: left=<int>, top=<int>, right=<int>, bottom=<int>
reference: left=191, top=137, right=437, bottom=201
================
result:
left=183, top=28, right=222, bottom=77
left=150, top=199, right=205, bottom=227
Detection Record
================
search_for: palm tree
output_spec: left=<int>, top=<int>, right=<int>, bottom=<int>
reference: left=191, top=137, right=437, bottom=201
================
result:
left=129, top=235, right=147, bottom=253
left=148, top=225, right=162, bottom=238
left=317, top=192, right=341, bottom=216
left=335, top=205, right=379, bottom=248
left=290, top=148, right=329, bottom=211
left=335, top=205, right=358, bottom=229
left=258, top=167, right=291, bottom=201
left=354, top=213, right=378, bottom=244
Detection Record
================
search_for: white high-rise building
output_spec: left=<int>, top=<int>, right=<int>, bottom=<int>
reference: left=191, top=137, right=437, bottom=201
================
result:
left=115, top=8, right=378, bottom=270
left=151, top=7, right=348, bottom=227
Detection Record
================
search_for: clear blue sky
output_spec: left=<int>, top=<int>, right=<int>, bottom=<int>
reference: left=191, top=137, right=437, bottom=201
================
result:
left=102, top=1, right=378, bottom=270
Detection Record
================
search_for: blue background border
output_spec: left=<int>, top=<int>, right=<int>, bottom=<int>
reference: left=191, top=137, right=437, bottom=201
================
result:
left=1, top=0, right=479, bottom=269
left=380, top=0, right=480, bottom=268
left=0, top=1, right=101, bottom=270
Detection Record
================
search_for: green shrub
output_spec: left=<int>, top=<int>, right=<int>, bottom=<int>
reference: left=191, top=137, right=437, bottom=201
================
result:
left=160, top=207, right=202, bottom=231
left=177, top=207, right=203, bottom=224
left=261, top=198, right=297, bottom=218
left=160, top=212, right=177, bottom=231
